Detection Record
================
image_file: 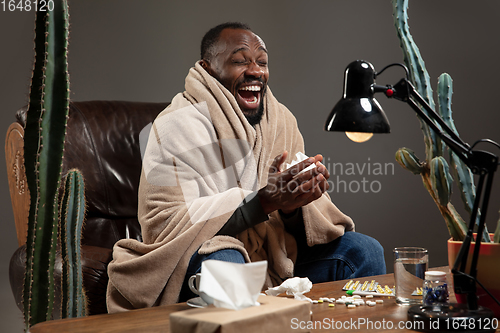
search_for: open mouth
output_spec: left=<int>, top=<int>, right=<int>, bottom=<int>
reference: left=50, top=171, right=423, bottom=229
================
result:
left=237, top=85, right=261, bottom=111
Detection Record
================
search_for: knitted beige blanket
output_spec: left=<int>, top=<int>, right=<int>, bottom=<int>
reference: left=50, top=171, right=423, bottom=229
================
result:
left=106, top=62, right=354, bottom=313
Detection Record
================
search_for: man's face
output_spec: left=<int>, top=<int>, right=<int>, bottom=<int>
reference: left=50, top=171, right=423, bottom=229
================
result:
left=202, top=28, right=269, bottom=121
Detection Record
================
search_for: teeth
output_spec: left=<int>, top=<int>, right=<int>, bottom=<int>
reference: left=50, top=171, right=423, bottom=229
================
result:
left=248, top=96, right=258, bottom=104
left=239, top=85, right=261, bottom=92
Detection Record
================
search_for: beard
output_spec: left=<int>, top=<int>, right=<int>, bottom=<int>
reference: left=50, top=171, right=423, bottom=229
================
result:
left=244, top=99, right=264, bottom=126
left=243, top=86, right=266, bottom=126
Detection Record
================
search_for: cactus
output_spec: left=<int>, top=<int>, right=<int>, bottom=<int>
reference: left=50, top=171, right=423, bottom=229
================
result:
left=21, top=0, right=84, bottom=330
left=392, top=0, right=490, bottom=242
left=395, top=147, right=424, bottom=175
left=437, top=73, right=491, bottom=242
left=392, top=0, right=442, bottom=160
left=59, top=169, right=87, bottom=318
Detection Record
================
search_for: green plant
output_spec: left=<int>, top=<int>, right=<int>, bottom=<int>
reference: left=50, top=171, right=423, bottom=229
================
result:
left=23, top=0, right=87, bottom=330
left=59, top=169, right=87, bottom=318
left=392, top=0, right=499, bottom=243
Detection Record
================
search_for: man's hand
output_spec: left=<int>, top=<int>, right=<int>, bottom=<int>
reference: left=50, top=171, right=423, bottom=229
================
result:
left=258, top=151, right=330, bottom=215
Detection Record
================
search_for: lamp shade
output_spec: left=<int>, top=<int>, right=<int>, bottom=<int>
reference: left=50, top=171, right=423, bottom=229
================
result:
left=325, top=60, right=390, bottom=133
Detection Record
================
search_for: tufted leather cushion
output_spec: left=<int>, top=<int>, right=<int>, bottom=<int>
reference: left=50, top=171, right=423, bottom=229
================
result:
left=10, top=100, right=169, bottom=316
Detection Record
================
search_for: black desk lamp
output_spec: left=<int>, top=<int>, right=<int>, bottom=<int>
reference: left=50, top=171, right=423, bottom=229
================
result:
left=326, top=60, right=499, bottom=332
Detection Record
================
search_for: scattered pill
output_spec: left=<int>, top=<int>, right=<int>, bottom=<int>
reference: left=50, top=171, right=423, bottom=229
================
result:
left=367, top=301, right=376, bottom=307
left=336, top=299, right=345, bottom=304
left=329, top=303, right=335, bottom=307
left=312, top=300, right=318, bottom=304
left=347, top=304, right=356, bottom=308
left=318, top=299, right=323, bottom=303
left=365, top=295, right=373, bottom=299
left=353, top=295, right=361, bottom=299
left=376, top=300, right=384, bottom=304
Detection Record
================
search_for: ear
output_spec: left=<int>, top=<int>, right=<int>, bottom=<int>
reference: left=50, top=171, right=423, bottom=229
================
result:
left=200, top=59, right=211, bottom=73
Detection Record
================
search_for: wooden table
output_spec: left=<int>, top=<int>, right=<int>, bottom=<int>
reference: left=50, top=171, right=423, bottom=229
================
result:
left=30, top=267, right=496, bottom=332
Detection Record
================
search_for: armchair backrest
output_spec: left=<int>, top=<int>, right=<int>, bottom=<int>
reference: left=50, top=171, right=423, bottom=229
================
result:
left=6, top=100, right=169, bottom=316
left=6, top=100, right=168, bottom=248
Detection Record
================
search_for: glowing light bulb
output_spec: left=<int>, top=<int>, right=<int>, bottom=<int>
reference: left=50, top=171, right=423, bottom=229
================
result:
left=345, top=132, right=373, bottom=143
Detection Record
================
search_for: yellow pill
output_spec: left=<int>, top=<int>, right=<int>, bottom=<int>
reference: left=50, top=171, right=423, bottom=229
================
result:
left=352, top=281, right=360, bottom=290
left=318, top=299, right=323, bottom=303
left=361, top=281, right=368, bottom=291
left=369, top=280, right=376, bottom=291
left=344, top=280, right=354, bottom=290
left=329, top=303, right=335, bottom=307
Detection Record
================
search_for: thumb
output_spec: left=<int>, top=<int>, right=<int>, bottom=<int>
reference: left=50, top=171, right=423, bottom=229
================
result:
left=270, top=151, right=288, bottom=174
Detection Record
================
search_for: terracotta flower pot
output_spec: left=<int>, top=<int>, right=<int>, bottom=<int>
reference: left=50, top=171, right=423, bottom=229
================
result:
left=448, top=235, right=500, bottom=318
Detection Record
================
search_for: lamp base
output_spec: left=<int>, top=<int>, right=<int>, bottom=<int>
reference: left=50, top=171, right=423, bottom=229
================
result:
left=408, top=303, right=496, bottom=332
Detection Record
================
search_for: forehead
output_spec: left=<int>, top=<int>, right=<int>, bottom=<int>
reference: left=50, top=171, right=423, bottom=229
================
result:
left=215, top=28, right=267, bottom=56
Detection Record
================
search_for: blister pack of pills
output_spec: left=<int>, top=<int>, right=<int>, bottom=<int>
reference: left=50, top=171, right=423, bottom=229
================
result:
left=342, top=279, right=395, bottom=296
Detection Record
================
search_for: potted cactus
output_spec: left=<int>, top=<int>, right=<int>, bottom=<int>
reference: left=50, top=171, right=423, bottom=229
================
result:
left=392, top=0, right=500, bottom=316
left=22, top=0, right=87, bottom=330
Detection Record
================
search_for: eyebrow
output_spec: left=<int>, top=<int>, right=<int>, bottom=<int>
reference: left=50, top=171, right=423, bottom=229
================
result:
left=232, top=46, right=268, bottom=55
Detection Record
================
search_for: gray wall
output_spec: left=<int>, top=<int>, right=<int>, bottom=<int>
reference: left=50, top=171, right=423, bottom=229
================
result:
left=2, top=0, right=500, bottom=330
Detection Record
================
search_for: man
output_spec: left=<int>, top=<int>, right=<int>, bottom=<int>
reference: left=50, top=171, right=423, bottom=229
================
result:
left=107, top=22, right=385, bottom=312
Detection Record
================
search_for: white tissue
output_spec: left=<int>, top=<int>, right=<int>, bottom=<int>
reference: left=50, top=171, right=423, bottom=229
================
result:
left=199, top=260, right=267, bottom=310
left=265, top=277, right=313, bottom=302
left=284, top=152, right=316, bottom=176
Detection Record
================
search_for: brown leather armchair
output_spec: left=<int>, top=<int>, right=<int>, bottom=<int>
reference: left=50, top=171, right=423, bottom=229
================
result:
left=7, top=101, right=168, bottom=316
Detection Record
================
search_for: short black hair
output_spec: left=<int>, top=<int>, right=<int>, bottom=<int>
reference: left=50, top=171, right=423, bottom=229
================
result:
left=201, top=22, right=252, bottom=60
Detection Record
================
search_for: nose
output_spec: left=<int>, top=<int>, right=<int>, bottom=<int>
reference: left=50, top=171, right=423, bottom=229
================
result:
left=245, top=61, right=264, bottom=79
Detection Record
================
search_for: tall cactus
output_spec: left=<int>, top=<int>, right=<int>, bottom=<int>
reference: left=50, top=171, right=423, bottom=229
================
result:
left=392, top=0, right=491, bottom=242
left=23, top=0, right=72, bottom=330
left=392, top=0, right=442, bottom=160
left=59, top=169, right=87, bottom=318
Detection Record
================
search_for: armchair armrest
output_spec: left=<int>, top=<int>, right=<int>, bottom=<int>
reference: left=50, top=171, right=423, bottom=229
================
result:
left=5, top=120, right=29, bottom=246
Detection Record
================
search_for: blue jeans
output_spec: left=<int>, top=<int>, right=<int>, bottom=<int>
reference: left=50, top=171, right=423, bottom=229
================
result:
left=178, top=231, right=386, bottom=302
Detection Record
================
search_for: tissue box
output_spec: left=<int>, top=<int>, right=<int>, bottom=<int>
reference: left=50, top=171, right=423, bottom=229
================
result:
left=170, top=295, right=311, bottom=333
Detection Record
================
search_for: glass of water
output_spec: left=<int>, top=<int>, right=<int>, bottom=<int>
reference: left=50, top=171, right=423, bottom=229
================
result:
left=393, top=247, right=428, bottom=305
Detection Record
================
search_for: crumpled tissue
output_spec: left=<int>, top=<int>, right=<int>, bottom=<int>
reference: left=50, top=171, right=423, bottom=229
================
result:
left=199, top=259, right=268, bottom=310
left=283, top=152, right=316, bottom=176
left=265, top=277, right=313, bottom=302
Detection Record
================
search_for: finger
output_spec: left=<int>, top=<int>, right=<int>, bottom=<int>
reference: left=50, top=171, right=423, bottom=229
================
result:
left=293, top=162, right=326, bottom=185
left=292, top=173, right=323, bottom=195
left=314, top=175, right=329, bottom=193
left=312, top=154, right=324, bottom=164
left=294, top=181, right=323, bottom=204
left=316, top=162, right=330, bottom=180
left=292, top=167, right=316, bottom=187
left=270, top=151, right=288, bottom=174
left=319, top=178, right=329, bottom=192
